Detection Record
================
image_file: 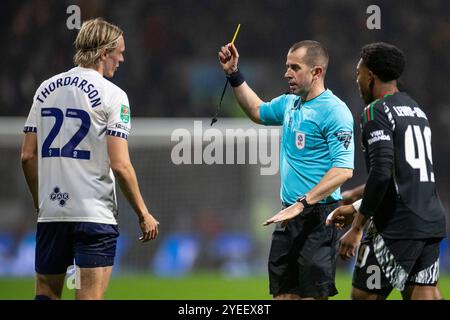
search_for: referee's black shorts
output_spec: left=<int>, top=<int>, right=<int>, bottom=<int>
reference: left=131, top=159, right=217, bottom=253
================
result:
left=268, top=202, right=340, bottom=298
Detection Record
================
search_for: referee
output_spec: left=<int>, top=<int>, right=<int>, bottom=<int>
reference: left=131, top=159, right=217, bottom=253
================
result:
left=218, top=40, right=354, bottom=299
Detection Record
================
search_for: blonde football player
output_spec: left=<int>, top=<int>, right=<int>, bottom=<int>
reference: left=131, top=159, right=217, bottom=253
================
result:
left=21, top=18, right=159, bottom=300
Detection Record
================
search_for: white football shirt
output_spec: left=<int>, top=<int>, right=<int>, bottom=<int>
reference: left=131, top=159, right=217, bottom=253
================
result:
left=24, top=66, right=131, bottom=224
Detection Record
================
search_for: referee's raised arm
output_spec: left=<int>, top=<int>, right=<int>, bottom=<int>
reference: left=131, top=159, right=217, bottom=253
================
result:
left=218, top=43, right=263, bottom=124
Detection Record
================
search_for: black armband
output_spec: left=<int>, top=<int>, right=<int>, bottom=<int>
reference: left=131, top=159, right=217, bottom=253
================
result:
left=227, top=69, right=245, bottom=87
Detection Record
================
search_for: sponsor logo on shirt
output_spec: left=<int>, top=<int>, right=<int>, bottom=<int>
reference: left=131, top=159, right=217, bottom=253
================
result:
left=334, top=131, right=353, bottom=149
left=50, top=186, right=70, bottom=207
left=295, top=131, right=306, bottom=149
left=115, top=123, right=130, bottom=132
left=367, top=129, right=391, bottom=145
left=120, top=104, right=130, bottom=123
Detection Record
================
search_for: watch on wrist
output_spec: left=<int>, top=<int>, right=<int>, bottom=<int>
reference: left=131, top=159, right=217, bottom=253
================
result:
left=296, top=195, right=310, bottom=208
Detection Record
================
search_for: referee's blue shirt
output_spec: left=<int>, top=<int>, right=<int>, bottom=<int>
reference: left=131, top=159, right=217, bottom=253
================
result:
left=260, top=89, right=354, bottom=205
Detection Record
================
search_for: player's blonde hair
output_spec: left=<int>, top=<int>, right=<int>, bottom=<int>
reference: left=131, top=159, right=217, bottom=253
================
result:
left=73, top=18, right=123, bottom=68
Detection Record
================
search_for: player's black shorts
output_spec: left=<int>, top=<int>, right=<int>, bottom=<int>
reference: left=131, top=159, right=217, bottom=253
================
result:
left=352, top=221, right=441, bottom=297
left=268, top=202, right=340, bottom=298
left=35, top=222, right=119, bottom=274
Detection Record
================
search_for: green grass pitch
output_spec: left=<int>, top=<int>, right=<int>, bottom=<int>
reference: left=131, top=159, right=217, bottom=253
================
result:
left=1, top=272, right=449, bottom=300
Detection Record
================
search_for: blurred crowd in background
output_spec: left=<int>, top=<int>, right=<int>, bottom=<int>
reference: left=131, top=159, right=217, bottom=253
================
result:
left=2, top=1, right=449, bottom=117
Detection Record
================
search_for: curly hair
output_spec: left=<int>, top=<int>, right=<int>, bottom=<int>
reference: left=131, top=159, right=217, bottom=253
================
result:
left=73, top=18, right=123, bottom=68
left=361, top=42, right=405, bottom=82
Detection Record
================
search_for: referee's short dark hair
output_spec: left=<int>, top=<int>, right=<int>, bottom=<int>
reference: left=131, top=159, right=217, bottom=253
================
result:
left=361, top=42, right=405, bottom=82
left=290, top=40, right=329, bottom=74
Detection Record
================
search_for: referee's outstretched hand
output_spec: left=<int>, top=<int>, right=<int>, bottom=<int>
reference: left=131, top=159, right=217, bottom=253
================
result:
left=263, top=202, right=304, bottom=226
left=218, top=43, right=239, bottom=75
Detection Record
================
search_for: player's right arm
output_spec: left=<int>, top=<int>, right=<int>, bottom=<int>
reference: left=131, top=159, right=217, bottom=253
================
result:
left=107, top=136, right=159, bottom=242
left=358, top=103, right=395, bottom=219
left=21, top=132, right=38, bottom=211
left=21, top=96, right=39, bottom=212
left=218, top=43, right=263, bottom=124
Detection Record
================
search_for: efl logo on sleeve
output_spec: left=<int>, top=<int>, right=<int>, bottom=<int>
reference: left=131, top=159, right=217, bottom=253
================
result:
left=120, top=104, right=130, bottom=123
left=295, top=131, right=306, bottom=149
left=334, top=131, right=353, bottom=149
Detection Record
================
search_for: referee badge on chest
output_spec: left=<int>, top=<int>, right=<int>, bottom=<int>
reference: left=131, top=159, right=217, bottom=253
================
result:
left=295, top=131, right=306, bottom=149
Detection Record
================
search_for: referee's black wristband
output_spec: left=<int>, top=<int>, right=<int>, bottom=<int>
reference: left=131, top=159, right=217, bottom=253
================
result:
left=227, top=69, right=245, bottom=87
left=296, top=195, right=310, bottom=208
